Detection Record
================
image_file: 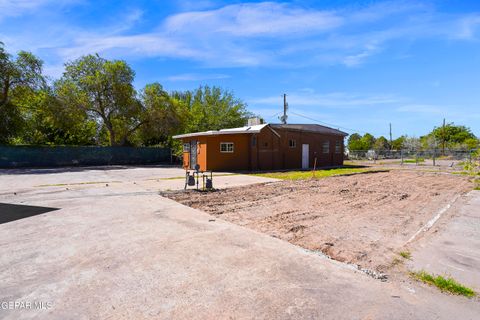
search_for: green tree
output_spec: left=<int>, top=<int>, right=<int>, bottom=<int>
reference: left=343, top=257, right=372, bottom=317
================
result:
left=373, top=136, right=390, bottom=151
left=422, top=122, right=477, bottom=150
left=360, top=133, right=376, bottom=150
left=139, top=82, right=187, bottom=146
left=391, top=136, right=405, bottom=150
left=0, top=42, right=46, bottom=144
left=55, top=54, right=144, bottom=146
left=173, top=85, right=252, bottom=133
left=347, top=133, right=363, bottom=151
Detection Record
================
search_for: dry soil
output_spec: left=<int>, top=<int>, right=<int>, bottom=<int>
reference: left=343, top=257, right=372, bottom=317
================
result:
left=164, top=170, right=473, bottom=272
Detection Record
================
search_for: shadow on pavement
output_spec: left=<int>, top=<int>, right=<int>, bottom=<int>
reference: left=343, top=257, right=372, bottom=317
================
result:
left=0, top=203, right=60, bottom=224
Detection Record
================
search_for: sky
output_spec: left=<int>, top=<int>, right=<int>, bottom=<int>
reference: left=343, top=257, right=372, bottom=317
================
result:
left=1, top=0, right=480, bottom=138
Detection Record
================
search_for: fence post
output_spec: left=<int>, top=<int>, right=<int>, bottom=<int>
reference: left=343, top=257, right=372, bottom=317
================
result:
left=433, top=149, right=436, bottom=166
left=401, top=150, right=404, bottom=165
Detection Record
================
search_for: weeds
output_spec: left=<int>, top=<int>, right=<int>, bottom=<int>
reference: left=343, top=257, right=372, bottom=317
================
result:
left=391, top=257, right=403, bottom=267
left=403, top=158, right=425, bottom=164
left=251, top=168, right=387, bottom=180
left=399, top=251, right=411, bottom=259
left=411, top=271, right=476, bottom=297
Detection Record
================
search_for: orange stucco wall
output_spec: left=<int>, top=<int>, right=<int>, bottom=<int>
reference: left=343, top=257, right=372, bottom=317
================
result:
left=181, top=134, right=249, bottom=171
left=180, top=128, right=344, bottom=171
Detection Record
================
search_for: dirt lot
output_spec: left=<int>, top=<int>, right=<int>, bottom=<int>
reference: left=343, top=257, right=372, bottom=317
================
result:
left=164, top=170, right=473, bottom=272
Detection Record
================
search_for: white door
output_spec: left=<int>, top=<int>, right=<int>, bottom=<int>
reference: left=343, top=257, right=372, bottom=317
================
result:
left=302, top=144, right=309, bottom=169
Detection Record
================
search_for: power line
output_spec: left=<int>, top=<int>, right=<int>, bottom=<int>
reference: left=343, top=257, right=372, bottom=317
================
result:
left=289, top=111, right=390, bottom=136
left=266, top=111, right=282, bottom=120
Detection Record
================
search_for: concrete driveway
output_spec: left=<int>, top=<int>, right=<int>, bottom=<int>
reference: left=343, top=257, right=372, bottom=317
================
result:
left=408, top=190, right=480, bottom=292
left=1, top=167, right=479, bottom=319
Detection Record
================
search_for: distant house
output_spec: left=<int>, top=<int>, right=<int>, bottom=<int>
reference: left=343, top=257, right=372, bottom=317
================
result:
left=173, top=123, right=348, bottom=171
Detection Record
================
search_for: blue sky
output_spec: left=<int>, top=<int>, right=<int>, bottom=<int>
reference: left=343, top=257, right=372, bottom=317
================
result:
left=1, top=0, right=480, bottom=138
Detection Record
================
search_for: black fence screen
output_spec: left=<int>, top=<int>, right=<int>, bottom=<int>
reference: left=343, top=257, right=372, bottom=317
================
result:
left=0, top=146, right=171, bottom=168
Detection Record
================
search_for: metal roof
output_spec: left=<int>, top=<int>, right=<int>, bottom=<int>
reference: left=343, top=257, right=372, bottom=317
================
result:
left=173, top=123, right=348, bottom=139
left=270, top=124, right=348, bottom=136
left=173, top=124, right=268, bottom=139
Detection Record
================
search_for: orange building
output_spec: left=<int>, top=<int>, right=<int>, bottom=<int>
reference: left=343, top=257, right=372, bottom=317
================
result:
left=173, top=123, right=348, bottom=172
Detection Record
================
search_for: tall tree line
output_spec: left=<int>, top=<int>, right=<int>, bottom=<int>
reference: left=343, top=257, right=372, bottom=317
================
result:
left=0, top=43, right=251, bottom=150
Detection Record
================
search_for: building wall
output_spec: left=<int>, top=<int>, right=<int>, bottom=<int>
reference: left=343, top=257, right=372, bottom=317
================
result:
left=180, top=127, right=344, bottom=171
left=205, top=134, right=250, bottom=171
left=252, top=127, right=282, bottom=170
left=274, top=128, right=344, bottom=168
left=181, top=134, right=250, bottom=171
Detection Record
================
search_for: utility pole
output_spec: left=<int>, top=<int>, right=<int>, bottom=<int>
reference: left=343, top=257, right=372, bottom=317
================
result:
left=442, top=118, right=446, bottom=156
left=389, top=123, right=392, bottom=150
left=280, top=93, right=288, bottom=124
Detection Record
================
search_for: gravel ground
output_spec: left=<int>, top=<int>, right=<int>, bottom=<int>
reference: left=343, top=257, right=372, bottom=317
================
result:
left=164, top=170, right=473, bottom=272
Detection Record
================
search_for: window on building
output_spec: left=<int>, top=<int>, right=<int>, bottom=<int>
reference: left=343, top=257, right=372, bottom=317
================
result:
left=252, top=135, right=256, bottom=147
left=288, top=139, right=296, bottom=148
left=183, top=143, right=190, bottom=152
left=335, top=141, right=341, bottom=154
left=220, top=142, right=234, bottom=153
left=322, top=141, right=330, bottom=154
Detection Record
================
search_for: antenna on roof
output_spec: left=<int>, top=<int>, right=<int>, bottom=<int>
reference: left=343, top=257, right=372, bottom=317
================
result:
left=279, top=93, right=288, bottom=124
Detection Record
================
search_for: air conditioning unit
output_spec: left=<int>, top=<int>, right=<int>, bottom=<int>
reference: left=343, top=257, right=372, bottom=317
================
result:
left=247, top=117, right=262, bottom=126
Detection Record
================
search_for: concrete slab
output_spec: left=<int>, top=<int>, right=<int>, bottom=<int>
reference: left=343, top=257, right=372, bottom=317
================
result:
left=1, top=167, right=479, bottom=319
left=0, top=166, right=277, bottom=195
left=408, top=190, right=480, bottom=291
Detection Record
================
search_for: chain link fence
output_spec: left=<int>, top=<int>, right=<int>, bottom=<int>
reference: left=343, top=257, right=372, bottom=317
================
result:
left=347, top=149, right=477, bottom=165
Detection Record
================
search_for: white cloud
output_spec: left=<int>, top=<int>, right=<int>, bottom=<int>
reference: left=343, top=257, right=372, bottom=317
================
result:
left=251, top=92, right=400, bottom=108
left=165, top=73, right=230, bottom=81
left=396, top=104, right=448, bottom=115
left=342, top=43, right=380, bottom=67
left=57, top=33, right=204, bottom=60
left=3, top=1, right=480, bottom=70
left=0, top=0, right=80, bottom=19
left=457, top=14, right=480, bottom=40
left=164, top=2, right=343, bottom=37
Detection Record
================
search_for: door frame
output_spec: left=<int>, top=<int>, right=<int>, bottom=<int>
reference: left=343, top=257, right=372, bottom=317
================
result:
left=189, top=140, right=197, bottom=169
left=302, top=144, right=309, bottom=169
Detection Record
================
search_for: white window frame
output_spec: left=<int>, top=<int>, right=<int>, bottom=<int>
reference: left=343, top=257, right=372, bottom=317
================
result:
left=335, top=141, right=341, bottom=154
left=220, top=142, right=234, bottom=153
left=322, top=141, right=330, bottom=154
left=288, top=139, right=296, bottom=148
left=183, top=143, right=190, bottom=152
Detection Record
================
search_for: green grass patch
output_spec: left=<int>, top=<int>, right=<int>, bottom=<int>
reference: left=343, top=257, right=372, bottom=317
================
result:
left=403, top=158, right=425, bottom=163
left=411, top=271, right=476, bottom=297
left=399, top=251, right=411, bottom=259
left=251, top=167, right=386, bottom=180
